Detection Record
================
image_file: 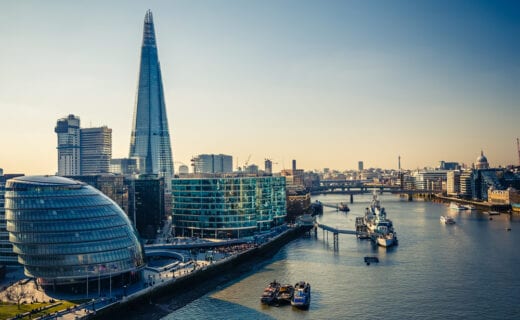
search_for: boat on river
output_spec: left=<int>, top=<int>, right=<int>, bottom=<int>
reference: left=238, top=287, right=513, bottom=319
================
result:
left=450, top=202, right=468, bottom=210
left=260, top=280, right=280, bottom=305
left=276, top=284, right=294, bottom=304
left=376, top=232, right=398, bottom=247
left=338, top=202, right=350, bottom=212
left=291, top=281, right=311, bottom=309
left=440, top=215, right=456, bottom=224
left=364, top=192, right=397, bottom=247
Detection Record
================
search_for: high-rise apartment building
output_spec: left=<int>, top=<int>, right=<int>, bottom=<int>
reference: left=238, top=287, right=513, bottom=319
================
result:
left=56, top=115, right=112, bottom=175
left=192, top=154, right=233, bottom=174
left=358, top=161, right=364, bottom=171
left=80, top=126, right=112, bottom=174
left=55, top=114, right=81, bottom=176
left=129, top=10, right=174, bottom=188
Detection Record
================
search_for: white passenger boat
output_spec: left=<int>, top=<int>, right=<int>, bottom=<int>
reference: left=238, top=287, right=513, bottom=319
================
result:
left=440, top=215, right=456, bottom=224
left=450, top=202, right=467, bottom=210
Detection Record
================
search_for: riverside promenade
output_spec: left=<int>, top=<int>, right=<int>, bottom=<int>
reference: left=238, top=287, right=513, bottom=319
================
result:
left=1, top=224, right=306, bottom=320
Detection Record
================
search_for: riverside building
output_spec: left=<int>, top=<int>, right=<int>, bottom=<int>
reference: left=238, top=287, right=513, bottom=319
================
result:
left=4, top=176, right=144, bottom=286
left=172, top=176, right=286, bottom=238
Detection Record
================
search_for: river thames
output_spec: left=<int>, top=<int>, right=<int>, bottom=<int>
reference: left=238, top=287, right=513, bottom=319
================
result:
left=163, top=194, right=520, bottom=320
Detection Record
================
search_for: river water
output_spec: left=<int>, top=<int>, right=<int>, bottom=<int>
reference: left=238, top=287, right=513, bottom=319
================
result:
left=163, top=194, right=520, bottom=319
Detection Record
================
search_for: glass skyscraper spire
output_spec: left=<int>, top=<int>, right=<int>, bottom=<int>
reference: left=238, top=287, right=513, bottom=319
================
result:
left=130, top=10, right=174, bottom=185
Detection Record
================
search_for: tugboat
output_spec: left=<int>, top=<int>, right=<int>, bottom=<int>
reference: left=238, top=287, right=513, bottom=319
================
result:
left=276, top=284, right=294, bottom=305
left=260, top=280, right=280, bottom=305
left=291, top=281, right=311, bottom=309
left=338, top=202, right=350, bottom=212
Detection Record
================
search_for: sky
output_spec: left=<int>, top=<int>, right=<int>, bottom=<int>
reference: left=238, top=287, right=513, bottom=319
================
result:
left=0, top=0, right=519, bottom=174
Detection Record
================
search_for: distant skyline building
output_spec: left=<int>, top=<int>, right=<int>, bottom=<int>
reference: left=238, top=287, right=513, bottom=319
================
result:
left=264, top=159, right=273, bottom=175
left=192, top=154, right=233, bottom=174
left=439, top=161, right=460, bottom=171
left=475, top=151, right=490, bottom=169
left=55, top=114, right=81, bottom=176
left=178, top=164, right=189, bottom=175
left=110, top=158, right=138, bottom=175
left=80, top=126, right=112, bottom=174
left=447, top=170, right=461, bottom=196
left=129, top=10, right=174, bottom=188
left=358, top=161, right=364, bottom=171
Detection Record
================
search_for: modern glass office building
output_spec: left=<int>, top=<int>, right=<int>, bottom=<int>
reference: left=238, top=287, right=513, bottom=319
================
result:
left=129, top=10, right=174, bottom=188
left=4, top=176, right=144, bottom=286
left=172, top=176, right=286, bottom=238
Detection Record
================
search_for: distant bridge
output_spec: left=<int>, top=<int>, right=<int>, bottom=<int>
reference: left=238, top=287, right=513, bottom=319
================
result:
left=311, top=184, right=436, bottom=202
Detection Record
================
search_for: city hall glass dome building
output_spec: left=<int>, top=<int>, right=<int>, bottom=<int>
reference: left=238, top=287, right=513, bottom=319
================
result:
left=4, top=176, right=144, bottom=285
left=172, top=176, right=286, bottom=238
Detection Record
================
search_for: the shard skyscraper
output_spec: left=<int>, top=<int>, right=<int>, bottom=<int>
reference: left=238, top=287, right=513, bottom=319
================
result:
left=130, top=10, right=174, bottom=187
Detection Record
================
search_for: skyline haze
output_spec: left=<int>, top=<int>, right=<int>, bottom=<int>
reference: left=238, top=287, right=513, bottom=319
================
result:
left=1, top=0, right=519, bottom=174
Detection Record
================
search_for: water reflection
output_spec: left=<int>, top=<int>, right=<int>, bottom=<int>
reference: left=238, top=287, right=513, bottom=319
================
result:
left=164, top=194, right=520, bottom=320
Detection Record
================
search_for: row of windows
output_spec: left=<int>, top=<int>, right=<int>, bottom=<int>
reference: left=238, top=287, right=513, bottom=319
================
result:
left=12, top=237, right=136, bottom=256
left=172, top=196, right=285, bottom=203
left=174, top=214, right=263, bottom=223
left=18, top=247, right=140, bottom=267
left=174, top=221, right=259, bottom=229
left=5, top=195, right=112, bottom=210
left=5, top=205, right=119, bottom=221
left=172, top=178, right=285, bottom=187
left=9, top=227, right=132, bottom=244
left=5, top=187, right=97, bottom=198
left=6, top=216, right=126, bottom=233
left=25, top=259, right=140, bottom=278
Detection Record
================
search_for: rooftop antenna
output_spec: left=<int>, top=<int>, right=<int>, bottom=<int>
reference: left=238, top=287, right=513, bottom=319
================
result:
left=517, top=138, right=520, bottom=166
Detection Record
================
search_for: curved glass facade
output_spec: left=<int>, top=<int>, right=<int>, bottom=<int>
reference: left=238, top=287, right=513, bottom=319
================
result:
left=4, top=176, right=144, bottom=284
left=172, top=176, right=286, bottom=238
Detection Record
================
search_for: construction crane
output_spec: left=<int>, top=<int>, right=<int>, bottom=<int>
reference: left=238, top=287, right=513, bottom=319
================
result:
left=244, top=154, right=252, bottom=167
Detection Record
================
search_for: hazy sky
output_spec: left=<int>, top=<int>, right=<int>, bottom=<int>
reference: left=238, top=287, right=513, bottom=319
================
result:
left=1, top=0, right=519, bottom=174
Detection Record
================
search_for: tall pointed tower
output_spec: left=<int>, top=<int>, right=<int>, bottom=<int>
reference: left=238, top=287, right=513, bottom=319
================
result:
left=130, top=10, right=174, bottom=187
